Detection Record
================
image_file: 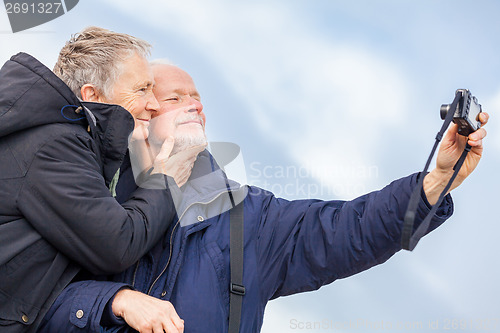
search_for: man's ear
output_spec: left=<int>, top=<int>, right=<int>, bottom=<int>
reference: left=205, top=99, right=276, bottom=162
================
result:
left=80, top=84, right=104, bottom=102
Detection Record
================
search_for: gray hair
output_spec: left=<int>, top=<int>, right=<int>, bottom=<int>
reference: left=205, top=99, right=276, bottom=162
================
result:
left=53, top=26, right=152, bottom=99
left=150, top=58, right=176, bottom=67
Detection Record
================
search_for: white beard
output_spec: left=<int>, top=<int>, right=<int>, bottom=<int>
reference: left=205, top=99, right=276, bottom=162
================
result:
left=148, top=113, right=207, bottom=155
left=170, top=130, right=207, bottom=156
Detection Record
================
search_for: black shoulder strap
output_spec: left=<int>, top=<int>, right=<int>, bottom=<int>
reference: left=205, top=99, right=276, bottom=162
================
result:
left=401, top=90, right=470, bottom=250
left=228, top=200, right=245, bottom=333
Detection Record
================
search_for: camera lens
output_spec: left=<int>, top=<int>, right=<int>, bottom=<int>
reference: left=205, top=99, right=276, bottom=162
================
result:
left=440, top=104, right=450, bottom=120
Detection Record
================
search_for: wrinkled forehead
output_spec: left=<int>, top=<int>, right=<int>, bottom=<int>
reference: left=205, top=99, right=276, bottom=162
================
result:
left=114, top=53, right=155, bottom=90
left=152, top=65, right=197, bottom=95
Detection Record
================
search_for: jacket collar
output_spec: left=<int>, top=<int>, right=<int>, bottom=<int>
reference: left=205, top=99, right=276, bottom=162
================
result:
left=82, top=101, right=134, bottom=185
left=174, top=150, right=248, bottom=228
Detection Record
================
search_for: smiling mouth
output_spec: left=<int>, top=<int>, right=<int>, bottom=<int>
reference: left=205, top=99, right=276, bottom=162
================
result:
left=179, top=120, right=202, bottom=126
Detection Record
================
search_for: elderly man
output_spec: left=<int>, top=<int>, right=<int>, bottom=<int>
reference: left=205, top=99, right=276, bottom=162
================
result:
left=0, top=27, right=200, bottom=333
left=40, top=60, right=489, bottom=333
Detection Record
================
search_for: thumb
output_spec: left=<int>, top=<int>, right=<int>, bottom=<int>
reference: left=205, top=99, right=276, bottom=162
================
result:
left=141, top=124, right=150, bottom=140
left=130, top=122, right=150, bottom=142
left=442, top=123, right=459, bottom=147
left=156, top=136, right=175, bottom=161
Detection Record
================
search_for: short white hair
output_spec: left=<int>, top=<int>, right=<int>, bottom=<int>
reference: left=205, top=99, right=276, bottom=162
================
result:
left=150, top=58, right=176, bottom=67
left=54, top=26, right=152, bottom=99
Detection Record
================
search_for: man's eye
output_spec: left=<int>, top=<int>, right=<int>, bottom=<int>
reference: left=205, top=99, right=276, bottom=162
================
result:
left=166, top=97, right=179, bottom=101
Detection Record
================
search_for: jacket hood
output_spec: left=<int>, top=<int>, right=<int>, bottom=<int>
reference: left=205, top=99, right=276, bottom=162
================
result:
left=0, top=52, right=135, bottom=184
left=0, top=52, right=87, bottom=138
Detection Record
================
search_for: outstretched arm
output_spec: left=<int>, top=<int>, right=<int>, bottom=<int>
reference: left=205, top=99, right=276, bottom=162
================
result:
left=254, top=172, right=453, bottom=301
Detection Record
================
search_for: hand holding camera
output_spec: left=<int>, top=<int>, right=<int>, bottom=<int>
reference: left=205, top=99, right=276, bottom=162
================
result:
left=432, top=89, right=489, bottom=197
left=402, top=89, right=489, bottom=250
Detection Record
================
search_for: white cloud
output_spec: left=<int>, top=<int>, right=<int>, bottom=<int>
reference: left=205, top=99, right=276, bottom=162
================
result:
left=485, top=88, right=500, bottom=153
left=0, top=31, right=61, bottom=69
left=405, top=258, right=462, bottom=312
left=104, top=0, right=411, bottom=198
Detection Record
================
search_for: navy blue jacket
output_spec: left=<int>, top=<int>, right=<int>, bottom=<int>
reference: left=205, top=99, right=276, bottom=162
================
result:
left=0, top=53, right=177, bottom=333
left=39, top=150, right=453, bottom=332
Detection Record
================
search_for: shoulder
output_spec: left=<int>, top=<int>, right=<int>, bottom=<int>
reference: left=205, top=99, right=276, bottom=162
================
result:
left=5, top=123, right=96, bottom=176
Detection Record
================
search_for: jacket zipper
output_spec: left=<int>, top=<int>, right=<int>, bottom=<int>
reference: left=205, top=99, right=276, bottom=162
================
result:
left=131, top=259, right=140, bottom=287
left=146, top=191, right=231, bottom=296
left=147, top=220, right=179, bottom=295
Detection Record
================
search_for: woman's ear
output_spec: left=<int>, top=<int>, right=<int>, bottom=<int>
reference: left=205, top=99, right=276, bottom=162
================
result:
left=80, top=84, right=104, bottom=102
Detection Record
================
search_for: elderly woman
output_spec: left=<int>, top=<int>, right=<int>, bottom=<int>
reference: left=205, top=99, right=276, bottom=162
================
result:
left=0, top=27, right=197, bottom=333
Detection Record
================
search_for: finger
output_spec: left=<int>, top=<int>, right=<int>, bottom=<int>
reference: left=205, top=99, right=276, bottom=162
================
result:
left=467, top=139, right=482, bottom=147
left=151, top=321, right=165, bottom=333
left=469, top=127, right=487, bottom=141
left=175, top=169, right=191, bottom=187
left=169, top=145, right=204, bottom=161
left=185, top=144, right=206, bottom=157
left=173, top=317, right=184, bottom=332
left=441, top=123, right=459, bottom=146
left=137, top=122, right=150, bottom=140
left=194, top=143, right=208, bottom=151
left=131, top=122, right=150, bottom=142
left=162, top=320, right=179, bottom=333
left=141, top=123, right=150, bottom=139
left=156, top=136, right=175, bottom=161
left=478, top=112, right=489, bottom=126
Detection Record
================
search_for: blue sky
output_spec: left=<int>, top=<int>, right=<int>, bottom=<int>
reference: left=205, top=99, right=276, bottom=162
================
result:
left=1, top=1, right=499, bottom=332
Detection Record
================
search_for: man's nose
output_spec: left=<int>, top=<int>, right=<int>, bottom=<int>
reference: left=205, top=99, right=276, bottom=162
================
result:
left=146, top=93, right=160, bottom=112
left=186, top=98, right=206, bottom=125
left=186, top=98, right=203, bottom=114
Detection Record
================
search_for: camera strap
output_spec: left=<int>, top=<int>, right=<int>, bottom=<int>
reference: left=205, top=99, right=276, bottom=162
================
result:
left=401, top=91, right=471, bottom=251
left=227, top=186, right=245, bottom=333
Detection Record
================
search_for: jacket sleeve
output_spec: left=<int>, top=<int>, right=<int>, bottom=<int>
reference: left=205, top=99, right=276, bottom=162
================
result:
left=37, top=280, right=129, bottom=333
left=17, top=131, right=177, bottom=274
left=255, top=173, right=453, bottom=300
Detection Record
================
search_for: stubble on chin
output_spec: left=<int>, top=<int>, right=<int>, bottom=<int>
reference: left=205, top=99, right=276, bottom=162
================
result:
left=170, top=130, right=207, bottom=156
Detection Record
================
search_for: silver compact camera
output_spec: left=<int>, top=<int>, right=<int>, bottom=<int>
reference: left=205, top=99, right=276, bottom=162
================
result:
left=440, top=89, right=482, bottom=136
